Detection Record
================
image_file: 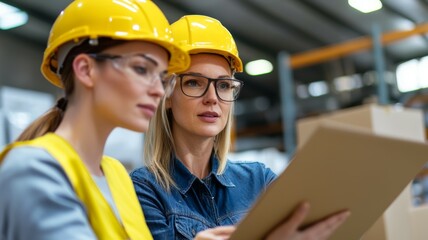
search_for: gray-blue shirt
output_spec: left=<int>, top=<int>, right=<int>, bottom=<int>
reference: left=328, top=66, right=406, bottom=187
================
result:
left=0, top=146, right=97, bottom=240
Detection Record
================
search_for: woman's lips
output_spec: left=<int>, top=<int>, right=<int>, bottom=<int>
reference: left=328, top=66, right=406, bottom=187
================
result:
left=138, top=104, right=156, bottom=118
left=197, top=111, right=219, bottom=123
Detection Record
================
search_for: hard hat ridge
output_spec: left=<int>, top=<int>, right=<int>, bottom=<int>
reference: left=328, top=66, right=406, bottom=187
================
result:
left=171, top=15, right=243, bottom=73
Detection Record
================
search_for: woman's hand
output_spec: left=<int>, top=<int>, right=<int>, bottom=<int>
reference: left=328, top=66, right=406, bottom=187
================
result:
left=194, top=202, right=349, bottom=240
left=194, top=226, right=236, bottom=240
left=266, top=202, right=350, bottom=240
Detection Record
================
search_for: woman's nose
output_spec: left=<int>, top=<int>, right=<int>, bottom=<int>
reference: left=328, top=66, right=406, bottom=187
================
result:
left=149, top=77, right=166, bottom=97
left=202, top=83, right=218, bottom=104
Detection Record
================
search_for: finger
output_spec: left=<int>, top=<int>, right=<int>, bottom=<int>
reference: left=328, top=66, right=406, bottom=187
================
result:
left=195, top=226, right=236, bottom=240
left=286, top=202, right=311, bottom=231
left=305, top=210, right=351, bottom=239
left=265, top=202, right=311, bottom=240
left=208, top=225, right=236, bottom=235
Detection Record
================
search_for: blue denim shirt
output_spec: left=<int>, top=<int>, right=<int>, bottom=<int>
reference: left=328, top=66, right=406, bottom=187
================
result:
left=130, top=155, right=276, bottom=240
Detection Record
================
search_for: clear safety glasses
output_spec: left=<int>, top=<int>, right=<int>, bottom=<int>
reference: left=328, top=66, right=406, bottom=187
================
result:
left=87, top=53, right=176, bottom=95
left=178, top=73, right=243, bottom=102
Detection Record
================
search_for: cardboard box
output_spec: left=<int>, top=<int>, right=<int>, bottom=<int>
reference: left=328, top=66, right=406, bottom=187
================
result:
left=231, top=118, right=428, bottom=239
left=297, top=104, right=428, bottom=240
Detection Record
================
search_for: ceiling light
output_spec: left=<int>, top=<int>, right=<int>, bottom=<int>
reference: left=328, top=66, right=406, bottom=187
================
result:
left=0, top=2, right=28, bottom=30
left=348, top=0, right=382, bottom=13
left=245, top=59, right=273, bottom=76
left=308, top=81, right=329, bottom=97
left=334, top=75, right=363, bottom=92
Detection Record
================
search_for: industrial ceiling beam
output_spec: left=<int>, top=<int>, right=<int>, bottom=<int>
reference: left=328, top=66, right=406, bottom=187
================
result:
left=290, top=23, right=428, bottom=69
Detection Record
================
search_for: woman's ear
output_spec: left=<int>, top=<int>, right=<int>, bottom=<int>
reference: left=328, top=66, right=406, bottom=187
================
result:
left=72, top=54, right=96, bottom=88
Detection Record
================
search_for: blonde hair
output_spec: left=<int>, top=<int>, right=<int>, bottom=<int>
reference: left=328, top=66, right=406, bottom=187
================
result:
left=144, top=94, right=234, bottom=191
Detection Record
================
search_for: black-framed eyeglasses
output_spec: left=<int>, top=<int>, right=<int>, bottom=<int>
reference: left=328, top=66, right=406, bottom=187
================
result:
left=87, top=53, right=176, bottom=95
left=178, top=73, right=243, bottom=102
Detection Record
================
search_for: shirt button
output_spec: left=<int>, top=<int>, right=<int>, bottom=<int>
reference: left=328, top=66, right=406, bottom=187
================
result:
left=192, top=229, right=196, bottom=235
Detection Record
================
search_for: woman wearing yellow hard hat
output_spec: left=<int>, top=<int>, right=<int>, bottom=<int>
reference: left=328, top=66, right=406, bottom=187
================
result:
left=131, top=15, right=350, bottom=240
left=0, top=0, right=192, bottom=239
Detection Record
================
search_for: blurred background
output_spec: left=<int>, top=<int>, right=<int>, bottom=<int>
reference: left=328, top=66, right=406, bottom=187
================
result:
left=2, top=0, right=428, bottom=204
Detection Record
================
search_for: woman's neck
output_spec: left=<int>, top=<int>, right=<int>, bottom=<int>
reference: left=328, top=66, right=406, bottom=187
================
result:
left=55, top=104, right=112, bottom=176
left=174, top=134, right=214, bottom=179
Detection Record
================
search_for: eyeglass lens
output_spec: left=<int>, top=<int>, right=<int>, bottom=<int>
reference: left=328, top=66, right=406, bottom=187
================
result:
left=180, top=74, right=242, bottom=101
left=89, top=53, right=175, bottom=92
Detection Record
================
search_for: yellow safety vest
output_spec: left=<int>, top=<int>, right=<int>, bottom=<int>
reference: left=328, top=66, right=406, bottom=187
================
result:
left=0, top=133, right=153, bottom=240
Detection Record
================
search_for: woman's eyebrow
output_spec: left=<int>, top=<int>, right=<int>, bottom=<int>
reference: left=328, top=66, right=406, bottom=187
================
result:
left=185, top=72, right=203, bottom=76
left=217, top=75, right=232, bottom=79
left=136, top=54, right=158, bottom=66
left=185, top=72, right=232, bottom=79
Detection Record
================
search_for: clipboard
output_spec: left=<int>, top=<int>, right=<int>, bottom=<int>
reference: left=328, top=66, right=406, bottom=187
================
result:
left=230, top=122, right=428, bottom=240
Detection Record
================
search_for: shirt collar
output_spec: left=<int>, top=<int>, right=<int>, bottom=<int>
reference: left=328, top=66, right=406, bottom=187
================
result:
left=171, top=154, right=236, bottom=194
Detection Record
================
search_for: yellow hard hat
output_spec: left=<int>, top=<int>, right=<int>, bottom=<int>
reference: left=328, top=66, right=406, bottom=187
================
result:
left=171, top=15, right=243, bottom=73
left=41, top=0, right=190, bottom=88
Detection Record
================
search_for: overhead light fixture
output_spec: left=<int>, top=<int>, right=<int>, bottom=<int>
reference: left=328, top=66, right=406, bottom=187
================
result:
left=334, top=74, right=363, bottom=92
left=245, top=59, right=273, bottom=76
left=0, top=2, right=28, bottom=30
left=308, top=81, right=329, bottom=97
left=348, top=0, right=382, bottom=13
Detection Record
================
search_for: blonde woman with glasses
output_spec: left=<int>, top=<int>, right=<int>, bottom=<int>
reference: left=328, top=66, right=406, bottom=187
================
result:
left=131, top=15, right=350, bottom=240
